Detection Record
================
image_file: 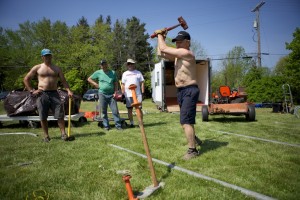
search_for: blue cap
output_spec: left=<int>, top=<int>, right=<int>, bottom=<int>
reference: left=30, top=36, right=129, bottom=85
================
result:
left=41, top=49, right=52, bottom=56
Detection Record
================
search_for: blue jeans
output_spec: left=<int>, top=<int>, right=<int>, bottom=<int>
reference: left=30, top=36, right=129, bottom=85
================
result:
left=98, top=93, right=121, bottom=128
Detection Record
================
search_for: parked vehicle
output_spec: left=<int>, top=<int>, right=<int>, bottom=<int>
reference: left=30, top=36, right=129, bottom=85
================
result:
left=82, top=89, right=98, bottom=101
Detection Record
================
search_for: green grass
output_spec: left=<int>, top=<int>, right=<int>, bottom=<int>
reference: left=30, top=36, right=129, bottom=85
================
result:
left=0, top=100, right=299, bottom=200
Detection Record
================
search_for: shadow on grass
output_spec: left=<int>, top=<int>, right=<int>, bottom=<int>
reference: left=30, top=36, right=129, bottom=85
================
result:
left=198, top=139, right=228, bottom=155
left=158, top=140, right=228, bottom=182
left=142, top=121, right=167, bottom=127
left=52, top=131, right=106, bottom=140
left=209, top=116, right=257, bottom=123
left=160, top=162, right=175, bottom=181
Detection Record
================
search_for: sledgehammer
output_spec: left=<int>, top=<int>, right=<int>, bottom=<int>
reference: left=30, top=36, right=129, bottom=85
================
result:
left=150, top=16, right=188, bottom=38
left=128, top=84, right=163, bottom=198
left=66, top=97, right=75, bottom=141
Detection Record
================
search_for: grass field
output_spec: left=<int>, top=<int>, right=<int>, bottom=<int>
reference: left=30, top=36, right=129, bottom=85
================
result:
left=0, top=99, right=299, bottom=200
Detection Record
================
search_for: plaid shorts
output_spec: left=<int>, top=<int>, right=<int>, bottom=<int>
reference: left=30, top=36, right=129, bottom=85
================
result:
left=37, top=90, right=64, bottom=120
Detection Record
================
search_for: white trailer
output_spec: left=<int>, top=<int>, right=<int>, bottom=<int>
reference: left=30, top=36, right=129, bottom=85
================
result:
left=151, top=59, right=211, bottom=112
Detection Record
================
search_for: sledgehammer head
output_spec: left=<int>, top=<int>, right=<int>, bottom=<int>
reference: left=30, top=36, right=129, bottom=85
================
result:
left=178, top=16, right=188, bottom=30
left=150, top=16, right=188, bottom=38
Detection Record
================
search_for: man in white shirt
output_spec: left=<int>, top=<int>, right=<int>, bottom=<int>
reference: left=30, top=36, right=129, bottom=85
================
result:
left=121, top=58, right=145, bottom=127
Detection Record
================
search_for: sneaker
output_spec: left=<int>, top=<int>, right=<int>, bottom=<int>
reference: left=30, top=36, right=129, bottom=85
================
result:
left=195, top=136, right=203, bottom=146
left=61, top=134, right=67, bottom=141
left=104, top=127, right=110, bottom=131
left=116, top=127, right=123, bottom=131
left=183, top=149, right=199, bottom=160
left=129, top=124, right=134, bottom=128
left=42, top=137, right=51, bottom=143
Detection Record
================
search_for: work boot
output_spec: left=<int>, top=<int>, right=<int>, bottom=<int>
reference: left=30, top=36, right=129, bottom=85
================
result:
left=183, top=148, right=199, bottom=160
left=195, top=135, right=203, bottom=146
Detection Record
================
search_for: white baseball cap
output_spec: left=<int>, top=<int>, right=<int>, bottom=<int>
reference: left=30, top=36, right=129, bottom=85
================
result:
left=127, top=58, right=135, bottom=64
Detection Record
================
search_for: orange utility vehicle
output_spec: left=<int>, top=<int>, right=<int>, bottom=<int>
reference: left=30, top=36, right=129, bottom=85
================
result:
left=202, top=86, right=256, bottom=121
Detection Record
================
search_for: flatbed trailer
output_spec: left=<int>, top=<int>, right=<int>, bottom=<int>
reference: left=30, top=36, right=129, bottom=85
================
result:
left=0, top=112, right=87, bottom=128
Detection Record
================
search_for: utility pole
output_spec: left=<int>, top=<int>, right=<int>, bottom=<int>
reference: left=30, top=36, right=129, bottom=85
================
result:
left=252, top=1, right=265, bottom=67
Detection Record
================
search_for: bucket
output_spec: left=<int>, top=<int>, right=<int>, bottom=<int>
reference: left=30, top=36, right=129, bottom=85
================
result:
left=272, top=103, right=283, bottom=113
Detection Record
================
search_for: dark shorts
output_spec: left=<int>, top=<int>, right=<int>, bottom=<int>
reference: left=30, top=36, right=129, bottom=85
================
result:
left=177, top=85, right=200, bottom=124
left=37, top=90, right=64, bottom=120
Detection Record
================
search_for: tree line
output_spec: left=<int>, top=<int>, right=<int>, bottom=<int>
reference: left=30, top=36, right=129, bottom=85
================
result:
left=0, top=15, right=299, bottom=104
left=0, top=15, right=153, bottom=96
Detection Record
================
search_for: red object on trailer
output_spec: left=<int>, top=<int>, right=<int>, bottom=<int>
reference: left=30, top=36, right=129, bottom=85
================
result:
left=202, top=86, right=256, bottom=122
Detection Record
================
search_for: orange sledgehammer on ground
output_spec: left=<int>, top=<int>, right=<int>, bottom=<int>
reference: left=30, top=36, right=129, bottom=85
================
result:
left=128, top=84, right=163, bottom=198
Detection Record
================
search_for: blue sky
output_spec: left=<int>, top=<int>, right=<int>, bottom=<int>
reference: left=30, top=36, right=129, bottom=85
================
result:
left=0, top=0, right=299, bottom=70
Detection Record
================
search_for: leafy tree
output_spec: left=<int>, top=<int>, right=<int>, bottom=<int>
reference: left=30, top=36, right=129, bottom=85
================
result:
left=273, top=56, right=289, bottom=76
left=246, top=76, right=285, bottom=103
left=34, top=18, right=52, bottom=48
left=95, top=15, right=104, bottom=25
left=211, top=46, right=253, bottom=95
left=50, top=21, right=71, bottom=66
left=77, top=16, right=89, bottom=28
left=285, top=27, right=300, bottom=103
left=0, top=15, right=155, bottom=97
left=64, top=68, right=84, bottom=94
left=2, top=68, right=29, bottom=90
left=211, top=70, right=225, bottom=94
left=125, top=17, right=153, bottom=72
left=190, top=39, right=207, bottom=60
left=220, top=46, right=251, bottom=88
left=111, top=19, right=127, bottom=74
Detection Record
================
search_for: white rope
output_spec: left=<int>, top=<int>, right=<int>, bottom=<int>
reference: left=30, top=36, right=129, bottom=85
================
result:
left=0, top=132, right=38, bottom=137
left=110, top=144, right=277, bottom=200
left=216, top=130, right=300, bottom=148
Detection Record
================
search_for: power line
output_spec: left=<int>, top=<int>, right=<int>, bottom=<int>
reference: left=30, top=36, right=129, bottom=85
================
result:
left=252, top=1, right=266, bottom=67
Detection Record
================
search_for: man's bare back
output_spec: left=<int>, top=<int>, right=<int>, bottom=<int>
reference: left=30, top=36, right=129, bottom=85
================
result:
left=174, top=58, right=197, bottom=88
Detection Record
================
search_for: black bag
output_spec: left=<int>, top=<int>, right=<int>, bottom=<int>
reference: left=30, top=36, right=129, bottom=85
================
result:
left=4, top=89, right=81, bottom=116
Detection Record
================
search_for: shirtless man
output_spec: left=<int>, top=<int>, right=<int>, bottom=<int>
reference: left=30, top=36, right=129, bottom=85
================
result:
left=23, top=49, right=73, bottom=142
left=156, top=30, right=202, bottom=160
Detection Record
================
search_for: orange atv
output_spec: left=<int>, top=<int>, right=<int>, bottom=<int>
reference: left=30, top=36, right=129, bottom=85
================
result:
left=202, top=86, right=256, bottom=121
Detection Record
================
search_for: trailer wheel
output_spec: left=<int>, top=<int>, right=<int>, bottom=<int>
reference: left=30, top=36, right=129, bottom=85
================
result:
left=202, top=105, right=209, bottom=122
left=78, top=116, right=87, bottom=123
left=246, top=105, right=256, bottom=121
